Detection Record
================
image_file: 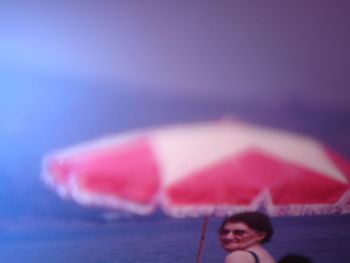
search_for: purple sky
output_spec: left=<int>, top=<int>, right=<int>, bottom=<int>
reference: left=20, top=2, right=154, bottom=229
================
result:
left=1, top=1, right=350, bottom=106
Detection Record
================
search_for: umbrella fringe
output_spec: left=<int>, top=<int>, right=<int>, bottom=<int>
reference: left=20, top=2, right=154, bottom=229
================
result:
left=266, top=199, right=350, bottom=216
left=160, top=189, right=350, bottom=217
left=68, top=176, right=157, bottom=215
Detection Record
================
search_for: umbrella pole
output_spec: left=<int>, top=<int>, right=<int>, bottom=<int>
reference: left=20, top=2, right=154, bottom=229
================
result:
left=196, top=215, right=209, bottom=263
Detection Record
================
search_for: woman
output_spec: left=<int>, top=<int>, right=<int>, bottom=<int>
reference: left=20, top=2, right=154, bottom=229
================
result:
left=218, top=212, right=276, bottom=263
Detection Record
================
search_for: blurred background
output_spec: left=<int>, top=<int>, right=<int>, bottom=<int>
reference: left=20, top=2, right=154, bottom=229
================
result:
left=1, top=1, right=350, bottom=262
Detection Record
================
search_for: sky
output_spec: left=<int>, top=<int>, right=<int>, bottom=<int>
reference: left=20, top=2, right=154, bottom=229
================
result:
left=1, top=1, right=350, bottom=104
left=1, top=1, right=350, bottom=227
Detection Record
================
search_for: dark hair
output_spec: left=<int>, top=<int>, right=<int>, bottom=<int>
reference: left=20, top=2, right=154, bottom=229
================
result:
left=219, top=212, right=274, bottom=244
left=279, top=254, right=313, bottom=263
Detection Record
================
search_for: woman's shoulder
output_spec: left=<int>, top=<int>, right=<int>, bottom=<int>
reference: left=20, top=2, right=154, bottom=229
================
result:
left=225, top=248, right=276, bottom=263
left=225, top=250, right=258, bottom=263
left=249, top=247, right=276, bottom=263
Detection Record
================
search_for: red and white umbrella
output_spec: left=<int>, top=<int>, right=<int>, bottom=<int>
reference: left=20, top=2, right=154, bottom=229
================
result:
left=42, top=120, right=350, bottom=262
left=42, top=120, right=350, bottom=217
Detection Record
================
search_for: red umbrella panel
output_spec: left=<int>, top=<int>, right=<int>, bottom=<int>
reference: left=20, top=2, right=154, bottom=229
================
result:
left=42, top=120, right=350, bottom=217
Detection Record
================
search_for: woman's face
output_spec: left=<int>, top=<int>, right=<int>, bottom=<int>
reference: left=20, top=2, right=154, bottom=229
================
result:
left=219, top=221, right=266, bottom=252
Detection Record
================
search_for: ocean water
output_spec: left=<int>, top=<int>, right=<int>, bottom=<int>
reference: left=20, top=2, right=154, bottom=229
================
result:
left=1, top=215, right=350, bottom=263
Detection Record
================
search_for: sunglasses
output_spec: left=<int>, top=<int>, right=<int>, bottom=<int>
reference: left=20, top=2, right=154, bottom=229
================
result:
left=218, top=229, right=250, bottom=236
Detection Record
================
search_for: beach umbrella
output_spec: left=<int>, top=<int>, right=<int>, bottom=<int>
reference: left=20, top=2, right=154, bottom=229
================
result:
left=42, top=120, right=350, bottom=263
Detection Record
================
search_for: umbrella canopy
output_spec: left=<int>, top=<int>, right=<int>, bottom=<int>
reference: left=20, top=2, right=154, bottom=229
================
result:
left=42, top=120, right=350, bottom=217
